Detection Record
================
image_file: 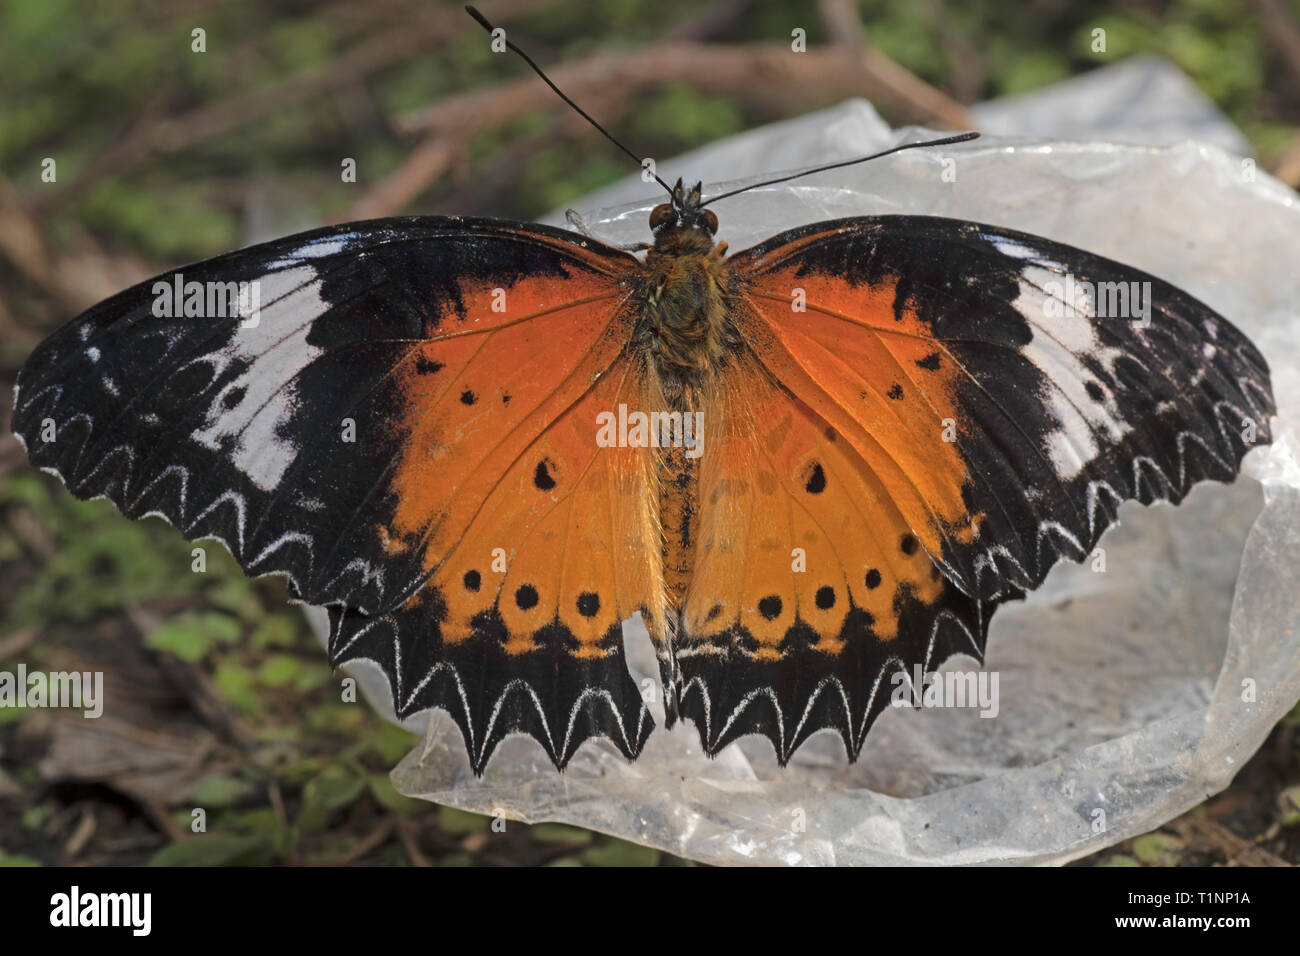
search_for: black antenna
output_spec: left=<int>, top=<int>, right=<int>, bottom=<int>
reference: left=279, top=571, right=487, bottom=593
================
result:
left=465, top=6, right=673, bottom=195
left=700, top=131, right=981, bottom=206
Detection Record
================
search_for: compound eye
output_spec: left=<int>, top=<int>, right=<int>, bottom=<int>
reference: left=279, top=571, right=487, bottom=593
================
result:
left=702, top=209, right=719, bottom=234
left=649, top=203, right=675, bottom=231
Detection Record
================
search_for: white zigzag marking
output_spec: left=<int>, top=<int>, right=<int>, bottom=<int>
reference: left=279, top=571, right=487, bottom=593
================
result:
left=351, top=613, right=649, bottom=765
left=559, top=686, right=648, bottom=758
left=403, top=649, right=647, bottom=764
left=788, top=676, right=854, bottom=750
left=710, top=686, right=786, bottom=751
left=677, top=601, right=985, bottom=757
left=1085, top=479, right=1126, bottom=539
left=19, top=387, right=395, bottom=611
left=129, top=464, right=191, bottom=517
left=857, top=655, right=911, bottom=750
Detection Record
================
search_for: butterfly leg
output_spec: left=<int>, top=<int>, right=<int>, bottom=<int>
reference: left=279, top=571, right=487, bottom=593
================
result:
left=657, top=610, right=684, bottom=728
left=564, top=208, right=593, bottom=236
left=567, top=208, right=651, bottom=252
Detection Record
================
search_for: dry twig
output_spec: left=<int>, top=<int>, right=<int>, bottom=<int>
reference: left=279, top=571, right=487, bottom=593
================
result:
left=337, top=820, right=397, bottom=864
left=1270, top=129, right=1300, bottom=187
left=366, top=35, right=972, bottom=221
left=40, top=0, right=554, bottom=211
left=818, top=0, right=972, bottom=129
left=1255, top=0, right=1300, bottom=90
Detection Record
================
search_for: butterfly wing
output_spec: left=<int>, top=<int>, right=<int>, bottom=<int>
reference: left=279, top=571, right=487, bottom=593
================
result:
left=667, top=349, right=998, bottom=760
left=13, top=217, right=664, bottom=772
left=666, top=215, right=1274, bottom=760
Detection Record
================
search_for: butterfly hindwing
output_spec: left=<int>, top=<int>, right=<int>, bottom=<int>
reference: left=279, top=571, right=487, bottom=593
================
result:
left=667, top=351, right=998, bottom=759
left=329, top=348, right=665, bottom=770
left=13, top=216, right=664, bottom=770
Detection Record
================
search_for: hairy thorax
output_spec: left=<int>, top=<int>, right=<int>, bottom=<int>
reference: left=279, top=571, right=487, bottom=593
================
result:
left=636, top=229, right=734, bottom=403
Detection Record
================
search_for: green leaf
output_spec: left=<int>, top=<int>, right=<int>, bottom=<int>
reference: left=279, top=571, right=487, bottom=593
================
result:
left=1282, top=700, right=1300, bottom=728
left=207, top=577, right=262, bottom=624
left=21, top=806, right=47, bottom=831
left=368, top=774, right=423, bottom=816
left=579, top=838, right=659, bottom=867
left=296, top=763, right=366, bottom=832
left=530, top=823, right=591, bottom=846
left=213, top=663, right=261, bottom=716
left=304, top=702, right=366, bottom=735
left=250, top=614, right=300, bottom=649
left=292, top=664, right=333, bottom=692
left=1280, top=785, right=1300, bottom=827
left=437, top=806, right=486, bottom=836
left=215, top=808, right=279, bottom=833
left=0, top=853, right=41, bottom=867
left=145, top=611, right=241, bottom=662
left=149, top=833, right=274, bottom=867
left=1132, top=833, right=1183, bottom=867
left=361, top=722, right=419, bottom=763
left=256, top=654, right=303, bottom=688
left=190, top=774, right=255, bottom=808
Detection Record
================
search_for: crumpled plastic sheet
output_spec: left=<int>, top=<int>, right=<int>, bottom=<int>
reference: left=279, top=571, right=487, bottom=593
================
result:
left=306, top=57, right=1300, bottom=865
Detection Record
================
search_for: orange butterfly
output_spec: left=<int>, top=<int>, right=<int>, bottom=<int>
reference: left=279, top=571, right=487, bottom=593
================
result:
left=12, top=9, right=1274, bottom=773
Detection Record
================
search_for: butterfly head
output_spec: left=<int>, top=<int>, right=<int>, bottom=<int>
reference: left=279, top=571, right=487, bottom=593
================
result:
left=649, top=179, right=718, bottom=245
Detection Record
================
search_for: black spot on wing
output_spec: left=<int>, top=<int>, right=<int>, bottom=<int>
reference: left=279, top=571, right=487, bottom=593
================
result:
left=534, top=459, right=557, bottom=491
left=803, top=462, right=826, bottom=494
left=515, top=584, right=539, bottom=610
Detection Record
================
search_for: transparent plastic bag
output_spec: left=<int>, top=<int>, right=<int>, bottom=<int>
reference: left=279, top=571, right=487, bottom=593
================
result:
left=306, top=58, right=1300, bottom=865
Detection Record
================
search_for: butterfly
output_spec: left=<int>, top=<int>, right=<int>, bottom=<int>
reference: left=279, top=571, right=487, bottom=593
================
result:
left=12, top=9, right=1274, bottom=775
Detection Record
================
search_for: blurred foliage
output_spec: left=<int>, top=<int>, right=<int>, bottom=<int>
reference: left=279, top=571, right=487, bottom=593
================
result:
left=1, top=0, right=1298, bottom=866
left=0, top=468, right=684, bottom=866
left=2, top=0, right=1297, bottom=264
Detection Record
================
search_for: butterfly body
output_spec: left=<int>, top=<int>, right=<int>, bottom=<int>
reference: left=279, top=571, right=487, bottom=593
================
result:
left=636, top=182, right=734, bottom=392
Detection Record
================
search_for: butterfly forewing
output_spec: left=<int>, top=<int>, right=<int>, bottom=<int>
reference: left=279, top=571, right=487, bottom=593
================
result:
left=730, top=216, right=1273, bottom=596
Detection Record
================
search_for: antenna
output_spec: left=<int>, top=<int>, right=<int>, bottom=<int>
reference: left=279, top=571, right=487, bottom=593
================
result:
left=700, top=131, right=981, bottom=206
left=465, top=6, right=673, bottom=195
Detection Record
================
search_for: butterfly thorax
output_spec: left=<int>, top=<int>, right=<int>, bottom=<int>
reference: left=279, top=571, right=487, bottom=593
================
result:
left=637, top=181, right=735, bottom=401
left=637, top=240, right=730, bottom=389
